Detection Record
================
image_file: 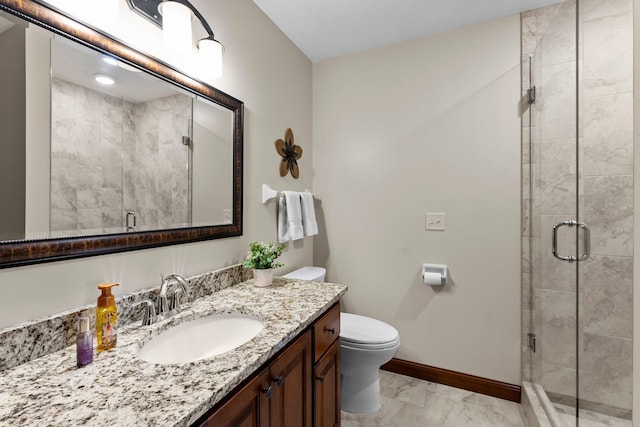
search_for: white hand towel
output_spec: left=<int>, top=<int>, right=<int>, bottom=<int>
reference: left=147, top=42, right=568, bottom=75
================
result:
left=277, top=195, right=290, bottom=243
left=300, top=192, right=318, bottom=236
left=283, top=191, right=304, bottom=240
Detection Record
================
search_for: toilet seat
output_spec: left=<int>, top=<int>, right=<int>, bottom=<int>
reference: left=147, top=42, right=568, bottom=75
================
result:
left=340, top=337, right=400, bottom=350
left=340, top=313, right=399, bottom=349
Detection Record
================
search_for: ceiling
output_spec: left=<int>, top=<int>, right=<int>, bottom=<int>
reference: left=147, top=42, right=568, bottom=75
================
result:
left=51, top=35, right=181, bottom=103
left=0, top=13, right=15, bottom=35
left=252, top=0, right=562, bottom=62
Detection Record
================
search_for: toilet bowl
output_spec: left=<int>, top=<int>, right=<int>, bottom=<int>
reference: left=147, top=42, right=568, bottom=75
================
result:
left=340, top=312, right=400, bottom=412
left=282, top=267, right=400, bottom=413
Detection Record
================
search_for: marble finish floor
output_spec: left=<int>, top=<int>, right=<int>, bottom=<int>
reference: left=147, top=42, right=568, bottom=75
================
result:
left=341, top=371, right=527, bottom=427
left=555, top=404, right=632, bottom=427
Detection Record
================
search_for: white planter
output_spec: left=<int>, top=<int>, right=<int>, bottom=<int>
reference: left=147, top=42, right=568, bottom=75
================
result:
left=253, top=269, right=273, bottom=287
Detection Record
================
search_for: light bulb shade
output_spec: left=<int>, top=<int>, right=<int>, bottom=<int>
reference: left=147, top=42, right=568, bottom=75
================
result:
left=159, top=1, right=193, bottom=52
left=198, top=38, right=223, bottom=79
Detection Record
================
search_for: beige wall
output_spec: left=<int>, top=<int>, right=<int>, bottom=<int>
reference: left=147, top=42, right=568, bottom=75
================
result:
left=193, top=100, right=233, bottom=225
left=313, top=15, right=522, bottom=384
left=0, top=19, right=26, bottom=241
left=0, top=0, right=313, bottom=329
left=633, top=0, right=639, bottom=421
left=24, top=25, right=52, bottom=238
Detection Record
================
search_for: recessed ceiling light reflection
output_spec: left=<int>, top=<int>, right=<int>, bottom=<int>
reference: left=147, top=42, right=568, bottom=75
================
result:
left=101, top=56, right=118, bottom=66
left=101, top=55, right=142, bottom=73
left=94, top=74, right=115, bottom=85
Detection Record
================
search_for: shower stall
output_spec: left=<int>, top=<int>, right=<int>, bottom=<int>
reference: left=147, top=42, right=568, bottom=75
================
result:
left=522, top=0, right=633, bottom=426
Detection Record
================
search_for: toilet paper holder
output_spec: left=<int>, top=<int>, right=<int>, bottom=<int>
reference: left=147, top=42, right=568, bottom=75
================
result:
left=422, top=263, right=447, bottom=286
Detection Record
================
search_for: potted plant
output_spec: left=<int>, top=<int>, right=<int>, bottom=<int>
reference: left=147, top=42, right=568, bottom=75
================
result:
left=243, top=241, right=286, bottom=287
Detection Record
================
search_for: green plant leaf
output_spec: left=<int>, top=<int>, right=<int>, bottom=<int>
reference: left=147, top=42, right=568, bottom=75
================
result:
left=242, top=241, right=286, bottom=269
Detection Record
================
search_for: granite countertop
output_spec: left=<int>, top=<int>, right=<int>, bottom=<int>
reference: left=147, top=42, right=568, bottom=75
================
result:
left=0, top=278, right=347, bottom=427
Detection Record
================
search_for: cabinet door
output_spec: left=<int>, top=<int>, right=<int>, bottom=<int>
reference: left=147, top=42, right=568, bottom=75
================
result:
left=198, top=369, right=271, bottom=427
left=269, top=330, right=313, bottom=427
left=314, top=340, right=341, bottom=427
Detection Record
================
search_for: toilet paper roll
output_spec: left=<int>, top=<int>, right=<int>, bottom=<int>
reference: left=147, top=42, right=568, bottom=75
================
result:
left=423, top=272, right=443, bottom=286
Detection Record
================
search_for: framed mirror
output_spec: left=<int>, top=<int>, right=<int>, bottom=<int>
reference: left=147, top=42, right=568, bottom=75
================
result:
left=0, top=0, right=243, bottom=268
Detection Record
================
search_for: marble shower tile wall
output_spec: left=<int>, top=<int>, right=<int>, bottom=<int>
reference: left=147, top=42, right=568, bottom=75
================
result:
left=0, top=263, right=249, bottom=372
left=51, top=78, right=133, bottom=234
left=579, top=0, right=633, bottom=412
left=133, top=94, right=191, bottom=230
left=521, top=0, right=633, bottom=416
left=51, top=82, right=191, bottom=234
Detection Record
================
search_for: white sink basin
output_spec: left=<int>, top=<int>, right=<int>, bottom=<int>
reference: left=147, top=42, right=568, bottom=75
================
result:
left=138, top=314, right=264, bottom=364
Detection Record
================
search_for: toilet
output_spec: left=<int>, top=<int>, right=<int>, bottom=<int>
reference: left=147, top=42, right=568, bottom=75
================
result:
left=282, top=266, right=400, bottom=413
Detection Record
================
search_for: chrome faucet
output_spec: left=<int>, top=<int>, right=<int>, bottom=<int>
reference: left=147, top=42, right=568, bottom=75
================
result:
left=158, top=274, right=191, bottom=318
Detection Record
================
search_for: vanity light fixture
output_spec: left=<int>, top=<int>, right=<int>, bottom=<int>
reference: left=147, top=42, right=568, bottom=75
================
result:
left=127, top=0, right=224, bottom=79
left=94, top=74, right=115, bottom=85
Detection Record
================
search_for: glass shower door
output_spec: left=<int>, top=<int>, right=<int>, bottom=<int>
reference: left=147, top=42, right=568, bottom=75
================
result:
left=528, top=0, right=580, bottom=421
left=527, top=0, right=634, bottom=425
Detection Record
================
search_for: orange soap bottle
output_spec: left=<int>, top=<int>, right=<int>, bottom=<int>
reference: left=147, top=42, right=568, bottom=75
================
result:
left=96, top=283, right=119, bottom=352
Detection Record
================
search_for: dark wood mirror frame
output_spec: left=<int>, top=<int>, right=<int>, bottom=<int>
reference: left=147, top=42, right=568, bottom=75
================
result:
left=0, top=0, right=243, bottom=268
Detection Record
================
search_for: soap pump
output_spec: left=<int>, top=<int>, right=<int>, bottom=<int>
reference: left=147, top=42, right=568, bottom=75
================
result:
left=76, top=316, right=93, bottom=367
left=96, top=283, right=119, bottom=352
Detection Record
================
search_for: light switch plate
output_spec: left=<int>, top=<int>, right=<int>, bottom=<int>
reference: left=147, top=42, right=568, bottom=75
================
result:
left=223, top=209, right=232, bottom=224
left=425, top=213, right=445, bottom=231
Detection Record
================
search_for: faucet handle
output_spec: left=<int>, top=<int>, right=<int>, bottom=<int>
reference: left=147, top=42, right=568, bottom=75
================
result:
left=174, top=274, right=191, bottom=294
left=171, top=288, right=184, bottom=311
left=132, top=299, right=156, bottom=326
left=158, top=294, right=170, bottom=316
left=158, top=274, right=191, bottom=317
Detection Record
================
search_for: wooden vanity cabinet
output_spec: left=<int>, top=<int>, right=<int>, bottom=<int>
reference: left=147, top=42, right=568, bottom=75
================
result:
left=194, top=302, right=341, bottom=427
left=199, top=368, right=271, bottom=426
left=313, top=303, right=340, bottom=362
left=312, top=303, right=341, bottom=427
left=313, top=340, right=340, bottom=427
left=196, top=331, right=312, bottom=427
left=269, top=330, right=313, bottom=427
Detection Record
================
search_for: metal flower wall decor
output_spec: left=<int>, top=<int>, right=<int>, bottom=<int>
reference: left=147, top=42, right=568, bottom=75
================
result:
left=275, top=128, right=303, bottom=179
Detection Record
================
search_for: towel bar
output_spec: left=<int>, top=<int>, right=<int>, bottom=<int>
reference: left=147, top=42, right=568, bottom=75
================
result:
left=262, top=184, right=316, bottom=204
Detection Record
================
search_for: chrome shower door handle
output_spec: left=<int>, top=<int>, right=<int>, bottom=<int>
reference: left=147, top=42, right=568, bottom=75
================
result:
left=577, top=222, right=590, bottom=261
left=552, top=220, right=590, bottom=263
left=552, top=220, right=576, bottom=263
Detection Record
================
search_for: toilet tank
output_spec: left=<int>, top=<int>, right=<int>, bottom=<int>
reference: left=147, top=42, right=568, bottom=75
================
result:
left=282, top=266, right=326, bottom=282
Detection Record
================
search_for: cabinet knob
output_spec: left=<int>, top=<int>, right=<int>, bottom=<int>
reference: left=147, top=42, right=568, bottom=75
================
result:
left=261, top=385, right=273, bottom=398
left=272, top=375, right=284, bottom=387
left=315, top=375, right=325, bottom=383
left=324, top=327, right=335, bottom=334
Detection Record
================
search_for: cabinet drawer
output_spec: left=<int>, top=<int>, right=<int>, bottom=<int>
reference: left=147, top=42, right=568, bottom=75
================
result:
left=314, top=302, right=340, bottom=362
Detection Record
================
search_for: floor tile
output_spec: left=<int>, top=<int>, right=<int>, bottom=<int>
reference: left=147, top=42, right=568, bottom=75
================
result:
left=342, top=371, right=527, bottom=427
left=555, top=403, right=632, bottom=427
left=341, top=395, right=428, bottom=427
left=379, top=370, right=430, bottom=407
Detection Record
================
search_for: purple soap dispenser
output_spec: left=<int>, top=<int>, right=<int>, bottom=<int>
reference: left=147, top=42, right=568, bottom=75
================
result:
left=76, top=316, right=94, bottom=368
